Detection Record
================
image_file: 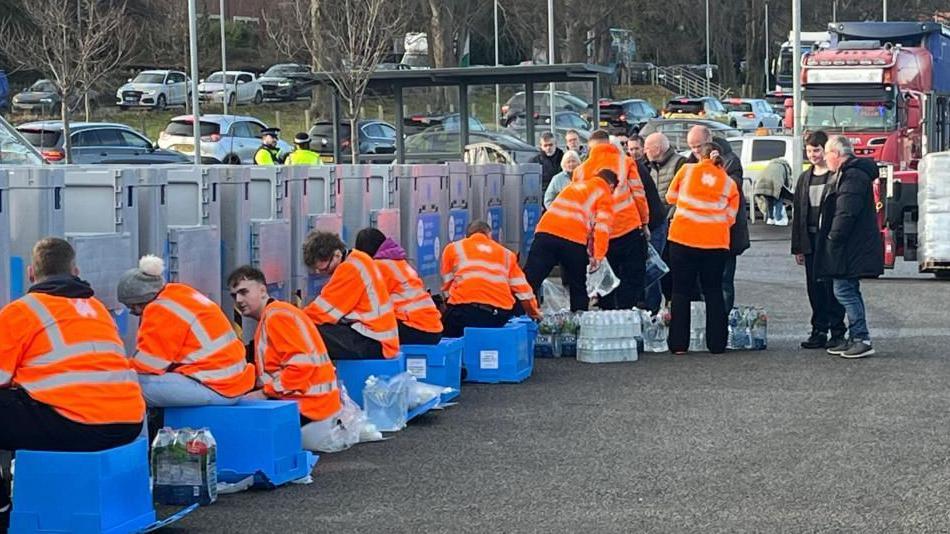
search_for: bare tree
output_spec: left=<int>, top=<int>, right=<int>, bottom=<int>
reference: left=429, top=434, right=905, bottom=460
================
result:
left=0, top=0, right=137, bottom=162
left=319, top=0, right=407, bottom=162
left=260, top=2, right=308, bottom=62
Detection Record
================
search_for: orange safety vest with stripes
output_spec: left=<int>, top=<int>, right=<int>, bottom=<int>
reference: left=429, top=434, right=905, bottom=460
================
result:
left=440, top=232, right=541, bottom=317
left=535, top=177, right=615, bottom=260
left=573, top=143, right=650, bottom=238
left=375, top=259, right=443, bottom=334
left=666, top=159, right=740, bottom=250
left=305, top=249, right=401, bottom=358
left=130, top=283, right=255, bottom=398
left=255, top=300, right=342, bottom=422
left=0, top=292, right=145, bottom=425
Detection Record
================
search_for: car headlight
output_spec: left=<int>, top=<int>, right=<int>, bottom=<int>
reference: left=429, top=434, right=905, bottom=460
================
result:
left=278, top=81, right=292, bottom=87
left=144, top=90, right=157, bottom=95
left=12, top=95, right=20, bottom=103
left=40, top=98, right=53, bottom=103
left=215, top=91, right=225, bottom=95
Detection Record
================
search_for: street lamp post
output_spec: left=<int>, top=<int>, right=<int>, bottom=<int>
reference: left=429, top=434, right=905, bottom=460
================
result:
left=548, top=0, right=556, bottom=135
left=494, top=0, right=500, bottom=127
left=219, top=0, right=228, bottom=115
left=883, top=0, right=887, bottom=21
left=764, top=0, right=770, bottom=94
left=187, top=0, right=201, bottom=167
left=705, top=0, right=711, bottom=96
left=792, top=0, right=802, bottom=175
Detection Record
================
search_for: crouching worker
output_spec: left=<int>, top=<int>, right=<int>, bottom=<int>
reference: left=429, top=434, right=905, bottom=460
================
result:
left=303, top=231, right=401, bottom=359
left=0, top=237, right=144, bottom=505
left=227, top=266, right=342, bottom=447
left=440, top=220, right=541, bottom=338
left=117, top=255, right=255, bottom=408
left=354, top=228, right=443, bottom=345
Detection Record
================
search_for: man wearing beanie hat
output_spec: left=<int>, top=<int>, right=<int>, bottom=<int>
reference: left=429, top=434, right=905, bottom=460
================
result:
left=285, top=131, right=322, bottom=166
left=118, top=255, right=255, bottom=408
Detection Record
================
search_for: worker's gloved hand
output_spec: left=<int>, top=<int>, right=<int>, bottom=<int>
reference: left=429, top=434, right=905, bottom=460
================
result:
left=588, top=257, right=601, bottom=272
left=795, top=253, right=805, bottom=266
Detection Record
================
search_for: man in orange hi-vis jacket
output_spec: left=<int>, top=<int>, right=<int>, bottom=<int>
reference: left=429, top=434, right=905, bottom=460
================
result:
left=573, top=130, right=651, bottom=309
left=523, top=168, right=619, bottom=311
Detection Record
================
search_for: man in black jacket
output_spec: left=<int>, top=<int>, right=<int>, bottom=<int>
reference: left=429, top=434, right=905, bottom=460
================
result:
left=791, top=130, right=847, bottom=350
left=686, top=126, right=751, bottom=311
left=815, top=135, right=884, bottom=359
left=531, top=131, right=564, bottom=192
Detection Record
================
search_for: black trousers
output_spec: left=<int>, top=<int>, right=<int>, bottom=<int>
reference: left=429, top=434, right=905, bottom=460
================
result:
left=805, top=233, right=847, bottom=337
left=601, top=229, right=647, bottom=310
left=668, top=242, right=729, bottom=354
left=398, top=321, right=443, bottom=345
left=442, top=303, right=513, bottom=338
left=318, top=323, right=384, bottom=360
left=524, top=232, right=590, bottom=312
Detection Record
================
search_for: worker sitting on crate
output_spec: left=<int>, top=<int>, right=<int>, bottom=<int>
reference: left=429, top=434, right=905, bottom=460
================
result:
left=353, top=227, right=443, bottom=346
left=117, top=255, right=255, bottom=412
left=254, top=127, right=284, bottom=165
left=303, top=231, right=401, bottom=360
left=227, top=266, right=343, bottom=444
left=284, top=132, right=323, bottom=166
left=439, top=220, right=541, bottom=338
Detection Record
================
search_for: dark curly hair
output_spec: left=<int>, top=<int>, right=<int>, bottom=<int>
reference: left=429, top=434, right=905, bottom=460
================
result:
left=302, top=231, right=346, bottom=267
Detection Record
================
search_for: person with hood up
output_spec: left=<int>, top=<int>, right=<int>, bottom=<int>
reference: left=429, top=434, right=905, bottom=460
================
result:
left=353, top=228, right=443, bottom=345
left=814, top=135, right=883, bottom=359
left=754, top=157, right=792, bottom=225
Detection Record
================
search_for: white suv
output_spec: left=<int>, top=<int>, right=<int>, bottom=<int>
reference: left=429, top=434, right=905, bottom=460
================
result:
left=116, top=70, right=189, bottom=110
left=197, top=71, right=263, bottom=106
left=157, top=114, right=291, bottom=164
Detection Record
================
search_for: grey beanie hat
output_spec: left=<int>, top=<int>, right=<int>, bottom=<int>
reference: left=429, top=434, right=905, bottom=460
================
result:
left=117, top=254, right=166, bottom=306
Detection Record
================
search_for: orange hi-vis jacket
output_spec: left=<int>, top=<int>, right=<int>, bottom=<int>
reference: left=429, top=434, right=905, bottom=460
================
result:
left=375, top=259, right=443, bottom=334
left=305, top=249, right=400, bottom=358
left=255, top=300, right=342, bottom=422
left=131, top=283, right=255, bottom=398
left=666, top=159, right=740, bottom=250
left=440, top=232, right=541, bottom=317
left=535, top=177, right=615, bottom=260
left=0, top=292, right=145, bottom=425
left=573, top=143, right=650, bottom=238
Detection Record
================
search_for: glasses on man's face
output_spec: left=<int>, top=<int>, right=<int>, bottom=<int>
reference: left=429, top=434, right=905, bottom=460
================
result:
left=314, top=259, right=333, bottom=274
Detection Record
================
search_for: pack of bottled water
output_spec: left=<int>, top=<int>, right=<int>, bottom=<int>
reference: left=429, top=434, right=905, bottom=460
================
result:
left=727, top=306, right=768, bottom=350
left=577, top=310, right=640, bottom=363
left=918, top=153, right=950, bottom=265
left=638, top=309, right=670, bottom=353
left=689, top=302, right=706, bottom=352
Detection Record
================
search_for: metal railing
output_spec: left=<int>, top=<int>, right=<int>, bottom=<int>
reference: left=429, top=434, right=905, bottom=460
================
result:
left=652, top=66, right=731, bottom=99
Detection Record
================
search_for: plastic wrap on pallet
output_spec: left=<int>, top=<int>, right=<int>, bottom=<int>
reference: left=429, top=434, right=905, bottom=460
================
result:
left=919, top=153, right=950, bottom=265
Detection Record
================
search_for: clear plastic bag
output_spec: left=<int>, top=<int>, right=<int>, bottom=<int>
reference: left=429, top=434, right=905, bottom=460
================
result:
left=641, top=309, right=670, bottom=353
left=409, top=380, right=451, bottom=409
left=586, top=259, right=620, bottom=297
left=363, top=373, right=412, bottom=432
left=541, top=278, right=570, bottom=314
left=151, top=427, right=218, bottom=506
left=689, top=302, right=706, bottom=352
left=302, top=385, right=367, bottom=453
left=644, top=243, right=670, bottom=289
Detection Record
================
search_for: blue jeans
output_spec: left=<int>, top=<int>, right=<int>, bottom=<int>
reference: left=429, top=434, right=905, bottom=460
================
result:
left=644, top=219, right=669, bottom=312
left=138, top=373, right=241, bottom=408
left=722, top=254, right=737, bottom=312
left=832, top=278, right=870, bottom=342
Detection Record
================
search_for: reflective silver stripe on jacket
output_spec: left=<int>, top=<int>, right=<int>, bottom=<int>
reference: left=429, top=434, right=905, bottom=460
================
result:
left=0, top=370, right=13, bottom=384
left=189, top=359, right=249, bottom=382
left=351, top=322, right=399, bottom=342
left=152, top=297, right=239, bottom=364
left=675, top=205, right=729, bottom=223
left=19, top=295, right=127, bottom=368
left=400, top=299, right=436, bottom=313
left=132, top=350, right=172, bottom=370
left=27, top=369, right=138, bottom=392
left=312, top=296, right=345, bottom=321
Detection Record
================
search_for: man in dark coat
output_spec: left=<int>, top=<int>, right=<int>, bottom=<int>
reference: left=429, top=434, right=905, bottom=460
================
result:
left=686, top=126, right=751, bottom=311
left=531, top=131, right=564, bottom=192
left=815, top=135, right=884, bottom=359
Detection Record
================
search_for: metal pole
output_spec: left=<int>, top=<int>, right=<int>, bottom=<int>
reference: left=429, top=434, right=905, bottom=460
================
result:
left=764, top=0, right=770, bottom=94
left=187, top=0, right=201, bottom=167
left=832, top=0, right=837, bottom=23
left=219, top=0, right=228, bottom=115
left=494, top=0, right=500, bottom=127
left=548, top=0, right=556, bottom=134
left=883, top=0, right=887, bottom=21
left=792, top=0, right=803, bottom=175
left=705, top=0, right=711, bottom=96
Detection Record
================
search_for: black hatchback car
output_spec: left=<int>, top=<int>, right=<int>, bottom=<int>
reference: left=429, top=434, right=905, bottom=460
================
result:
left=597, top=99, right=659, bottom=136
left=17, top=121, right=191, bottom=164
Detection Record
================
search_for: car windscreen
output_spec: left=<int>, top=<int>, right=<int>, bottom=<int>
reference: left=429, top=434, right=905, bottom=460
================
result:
left=724, top=102, right=754, bottom=112
left=164, top=120, right=219, bottom=137
left=264, top=65, right=303, bottom=76
left=667, top=101, right=704, bottom=114
left=18, top=129, right=61, bottom=147
left=206, top=73, right=235, bottom=84
left=133, top=73, right=166, bottom=84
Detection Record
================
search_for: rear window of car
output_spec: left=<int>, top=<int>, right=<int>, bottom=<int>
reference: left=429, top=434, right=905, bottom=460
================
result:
left=599, top=104, right=624, bottom=119
left=18, top=129, right=61, bottom=147
left=165, top=120, right=219, bottom=137
left=724, top=102, right=754, bottom=112
left=666, top=100, right=703, bottom=114
left=310, top=123, right=352, bottom=139
left=751, top=139, right=787, bottom=161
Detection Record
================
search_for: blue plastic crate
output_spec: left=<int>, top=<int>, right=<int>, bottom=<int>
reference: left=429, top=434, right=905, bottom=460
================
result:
left=10, top=438, right=156, bottom=534
left=463, top=322, right=533, bottom=383
left=334, top=353, right=406, bottom=408
left=164, top=400, right=314, bottom=487
left=401, top=337, right=464, bottom=403
left=507, top=317, right=538, bottom=358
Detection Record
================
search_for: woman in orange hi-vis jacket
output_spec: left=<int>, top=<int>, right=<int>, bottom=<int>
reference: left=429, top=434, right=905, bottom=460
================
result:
left=665, top=142, right=740, bottom=354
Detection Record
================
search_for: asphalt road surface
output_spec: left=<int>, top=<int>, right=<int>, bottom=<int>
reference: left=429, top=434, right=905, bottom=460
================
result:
left=165, top=224, right=950, bottom=533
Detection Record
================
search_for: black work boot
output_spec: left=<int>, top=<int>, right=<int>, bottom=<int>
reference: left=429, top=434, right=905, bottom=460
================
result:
left=801, top=331, right=828, bottom=349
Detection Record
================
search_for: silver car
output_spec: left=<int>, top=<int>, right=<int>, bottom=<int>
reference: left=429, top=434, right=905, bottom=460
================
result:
left=157, top=114, right=291, bottom=164
left=116, top=70, right=189, bottom=110
left=724, top=98, right=783, bottom=131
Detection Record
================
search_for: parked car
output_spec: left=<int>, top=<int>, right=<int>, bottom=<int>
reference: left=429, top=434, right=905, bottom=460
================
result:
left=258, top=63, right=312, bottom=101
left=723, top=98, right=783, bottom=131
left=309, top=120, right=397, bottom=163
left=376, top=63, right=412, bottom=71
left=404, top=113, right=486, bottom=135
left=157, top=114, right=291, bottom=164
left=661, top=96, right=733, bottom=126
left=115, top=70, right=189, bottom=110
left=463, top=134, right=540, bottom=165
left=405, top=130, right=538, bottom=163
left=637, top=118, right=741, bottom=153
left=12, top=80, right=95, bottom=114
left=597, top=99, right=659, bottom=135
left=0, top=70, right=9, bottom=110
left=197, top=71, right=263, bottom=106
left=500, top=90, right=592, bottom=126
left=508, top=111, right=591, bottom=131
left=17, top=121, right=190, bottom=164
left=0, top=115, right=45, bottom=164
left=504, top=112, right=591, bottom=147
left=730, top=134, right=805, bottom=219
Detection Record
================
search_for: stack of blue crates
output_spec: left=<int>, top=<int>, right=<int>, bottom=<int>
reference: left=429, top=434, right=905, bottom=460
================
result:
left=462, top=320, right=534, bottom=384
